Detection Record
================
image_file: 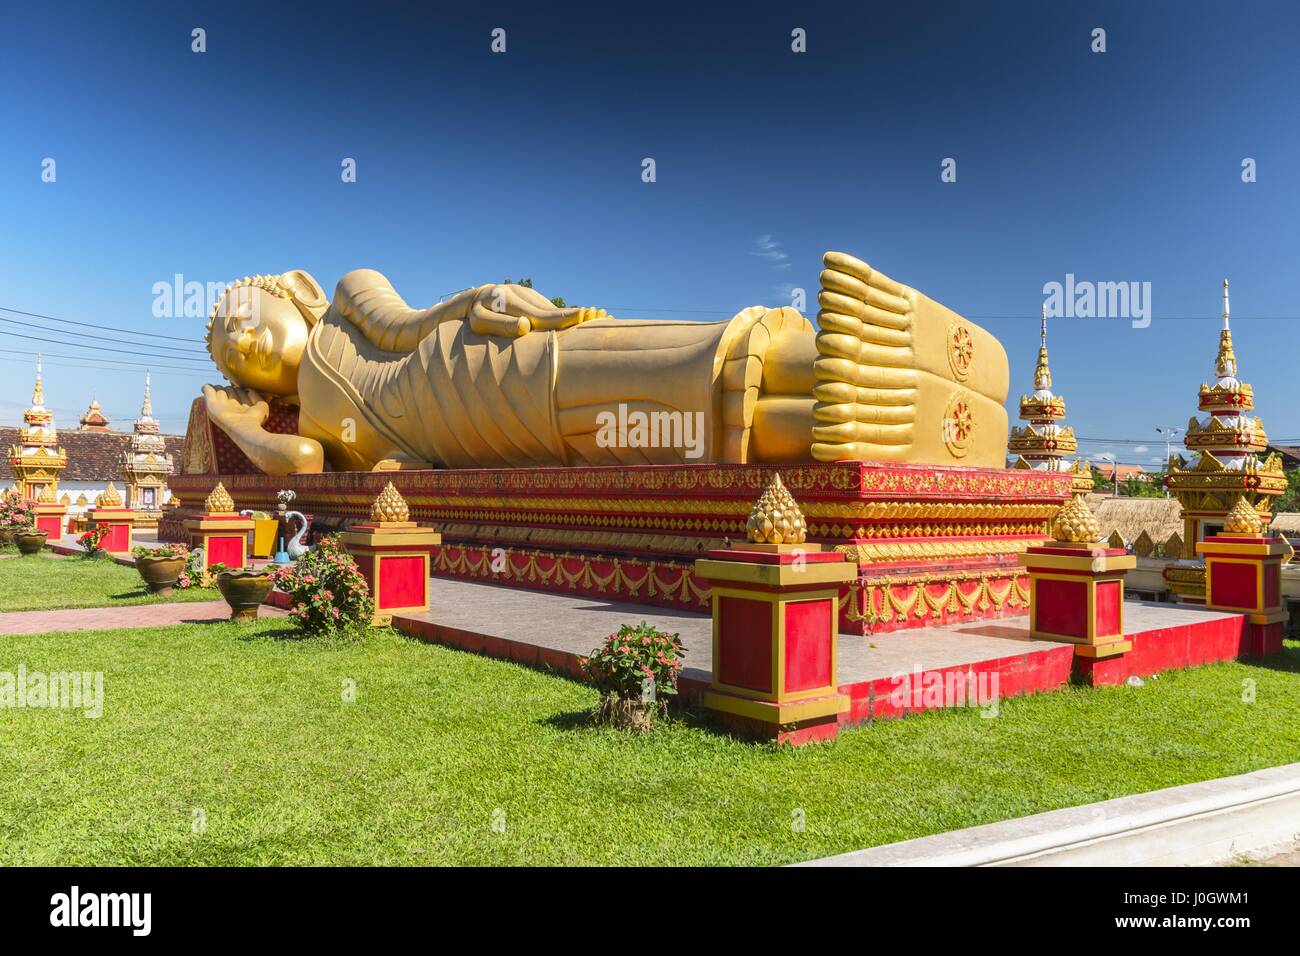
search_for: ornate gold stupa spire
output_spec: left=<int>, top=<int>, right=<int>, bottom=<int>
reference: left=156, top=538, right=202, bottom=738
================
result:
left=1164, top=279, right=1285, bottom=602
left=1033, top=304, right=1052, bottom=392
left=1009, top=305, right=1086, bottom=490
left=1214, top=279, right=1237, bottom=381
left=31, top=352, right=45, bottom=407
left=8, top=353, right=67, bottom=501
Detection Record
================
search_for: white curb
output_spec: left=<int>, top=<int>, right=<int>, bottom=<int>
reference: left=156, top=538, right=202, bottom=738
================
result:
left=798, top=762, right=1300, bottom=866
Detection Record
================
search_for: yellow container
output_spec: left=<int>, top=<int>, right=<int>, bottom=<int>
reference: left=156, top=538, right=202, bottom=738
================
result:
left=250, top=518, right=279, bottom=558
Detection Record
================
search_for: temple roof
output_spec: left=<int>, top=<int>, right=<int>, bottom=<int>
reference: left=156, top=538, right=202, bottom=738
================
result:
left=79, top=395, right=112, bottom=431
left=0, top=427, right=183, bottom=481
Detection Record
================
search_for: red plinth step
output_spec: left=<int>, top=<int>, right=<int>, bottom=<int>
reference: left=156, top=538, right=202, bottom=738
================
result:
left=1018, top=542, right=1136, bottom=663
left=87, top=507, right=137, bottom=554
left=339, top=522, right=442, bottom=626
left=183, top=511, right=254, bottom=583
left=1196, top=533, right=1289, bottom=659
left=695, top=546, right=856, bottom=745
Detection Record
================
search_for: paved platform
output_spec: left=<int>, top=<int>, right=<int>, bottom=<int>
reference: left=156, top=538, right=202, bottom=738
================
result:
left=0, top=601, right=285, bottom=636
left=395, top=577, right=1248, bottom=725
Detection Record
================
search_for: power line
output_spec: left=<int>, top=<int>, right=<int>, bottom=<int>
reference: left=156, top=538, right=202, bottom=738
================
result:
left=0, top=317, right=209, bottom=359
left=0, top=327, right=211, bottom=363
left=0, top=305, right=206, bottom=345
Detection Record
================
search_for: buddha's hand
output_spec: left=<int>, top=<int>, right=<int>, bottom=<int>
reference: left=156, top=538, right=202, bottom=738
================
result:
left=202, top=384, right=325, bottom=475
left=468, top=284, right=606, bottom=338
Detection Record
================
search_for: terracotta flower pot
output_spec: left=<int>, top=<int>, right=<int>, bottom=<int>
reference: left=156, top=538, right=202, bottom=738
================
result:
left=216, top=568, right=276, bottom=623
left=597, top=694, right=656, bottom=732
left=0, top=529, right=14, bottom=548
left=13, top=529, right=48, bottom=556
left=136, top=555, right=186, bottom=595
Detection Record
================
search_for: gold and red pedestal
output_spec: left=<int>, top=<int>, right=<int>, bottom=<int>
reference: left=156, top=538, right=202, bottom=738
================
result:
left=1196, top=526, right=1288, bottom=658
left=183, top=483, right=253, bottom=584
left=87, top=483, right=137, bottom=555
left=694, top=546, right=855, bottom=745
left=341, top=483, right=441, bottom=626
left=34, top=501, right=68, bottom=540
left=1017, top=498, right=1136, bottom=662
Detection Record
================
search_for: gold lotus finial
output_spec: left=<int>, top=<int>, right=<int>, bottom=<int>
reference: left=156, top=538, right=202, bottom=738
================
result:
left=1051, top=495, right=1101, bottom=544
left=204, top=482, right=235, bottom=513
left=370, top=481, right=409, bottom=524
left=97, top=482, right=123, bottom=508
left=37, top=484, right=56, bottom=504
left=746, top=473, right=807, bottom=545
left=1223, top=497, right=1263, bottom=535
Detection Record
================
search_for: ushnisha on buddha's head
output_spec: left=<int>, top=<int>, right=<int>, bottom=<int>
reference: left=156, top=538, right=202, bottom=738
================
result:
left=206, top=270, right=328, bottom=395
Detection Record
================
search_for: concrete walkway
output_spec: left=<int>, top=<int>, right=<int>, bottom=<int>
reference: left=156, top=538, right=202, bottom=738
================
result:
left=799, top=761, right=1300, bottom=867
left=0, top=600, right=284, bottom=636
left=407, top=577, right=1238, bottom=687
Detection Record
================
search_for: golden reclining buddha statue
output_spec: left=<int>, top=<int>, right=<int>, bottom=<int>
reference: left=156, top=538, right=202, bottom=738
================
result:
left=200, top=252, right=1009, bottom=474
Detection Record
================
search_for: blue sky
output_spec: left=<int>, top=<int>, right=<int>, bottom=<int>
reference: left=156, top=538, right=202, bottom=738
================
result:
left=2, top=0, right=1297, bottom=467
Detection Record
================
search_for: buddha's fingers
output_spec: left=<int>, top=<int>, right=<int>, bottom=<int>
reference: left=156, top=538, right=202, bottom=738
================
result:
left=469, top=302, right=530, bottom=338
left=529, top=307, right=607, bottom=331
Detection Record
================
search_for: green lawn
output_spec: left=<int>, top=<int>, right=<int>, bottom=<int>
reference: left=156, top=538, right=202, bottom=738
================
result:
left=0, top=552, right=218, bottom=612
left=1, top=616, right=1298, bottom=865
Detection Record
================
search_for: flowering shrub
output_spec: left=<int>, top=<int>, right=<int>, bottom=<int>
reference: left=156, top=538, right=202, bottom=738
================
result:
left=177, top=547, right=208, bottom=589
left=580, top=622, right=685, bottom=709
left=269, top=535, right=373, bottom=636
left=78, top=525, right=109, bottom=557
left=132, top=542, right=188, bottom=560
left=1, top=490, right=36, bottom=533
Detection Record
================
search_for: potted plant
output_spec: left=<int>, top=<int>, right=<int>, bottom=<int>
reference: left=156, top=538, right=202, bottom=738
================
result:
left=214, top=562, right=276, bottom=623
left=579, top=622, right=685, bottom=732
left=1, top=489, right=36, bottom=549
left=132, top=543, right=189, bottom=595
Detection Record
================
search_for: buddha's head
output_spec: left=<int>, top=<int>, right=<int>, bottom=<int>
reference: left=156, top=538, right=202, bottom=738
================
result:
left=205, top=270, right=329, bottom=395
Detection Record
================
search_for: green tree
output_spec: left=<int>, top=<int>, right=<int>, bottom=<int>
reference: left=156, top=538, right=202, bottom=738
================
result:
left=503, top=277, right=565, bottom=308
left=1273, top=469, right=1300, bottom=512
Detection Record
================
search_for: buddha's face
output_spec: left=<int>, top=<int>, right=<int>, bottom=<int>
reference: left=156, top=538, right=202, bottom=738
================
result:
left=209, top=283, right=310, bottom=395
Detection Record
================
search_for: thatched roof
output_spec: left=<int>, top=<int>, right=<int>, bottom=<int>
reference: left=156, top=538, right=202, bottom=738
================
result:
left=1270, top=512, right=1300, bottom=533
left=1086, top=494, right=1182, bottom=545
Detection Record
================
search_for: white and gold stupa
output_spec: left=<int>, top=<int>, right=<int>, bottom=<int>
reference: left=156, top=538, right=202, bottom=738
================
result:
left=1008, top=306, right=1091, bottom=496
left=1164, top=280, right=1286, bottom=602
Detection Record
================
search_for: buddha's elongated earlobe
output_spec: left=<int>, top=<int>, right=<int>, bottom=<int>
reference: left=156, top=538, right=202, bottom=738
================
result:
left=280, top=269, right=329, bottom=324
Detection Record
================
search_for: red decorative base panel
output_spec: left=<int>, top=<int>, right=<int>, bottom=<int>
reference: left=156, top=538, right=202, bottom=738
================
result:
left=166, top=461, right=1071, bottom=635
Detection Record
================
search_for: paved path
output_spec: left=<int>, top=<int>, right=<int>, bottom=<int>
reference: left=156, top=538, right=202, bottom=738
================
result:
left=0, top=600, right=284, bottom=636
left=406, top=578, right=1243, bottom=686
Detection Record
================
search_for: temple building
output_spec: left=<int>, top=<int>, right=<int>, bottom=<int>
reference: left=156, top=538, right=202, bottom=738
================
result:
left=78, top=396, right=112, bottom=431
left=1007, top=306, right=1092, bottom=496
left=4, top=355, right=67, bottom=502
left=1164, top=280, right=1287, bottom=601
left=119, top=372, right=175, bottom=526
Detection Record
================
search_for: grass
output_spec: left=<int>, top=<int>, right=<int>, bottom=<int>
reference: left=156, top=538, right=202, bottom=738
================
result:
left=1, top=616, right=1299, bottom=866
left=0, top=552, right=218, bottom=612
